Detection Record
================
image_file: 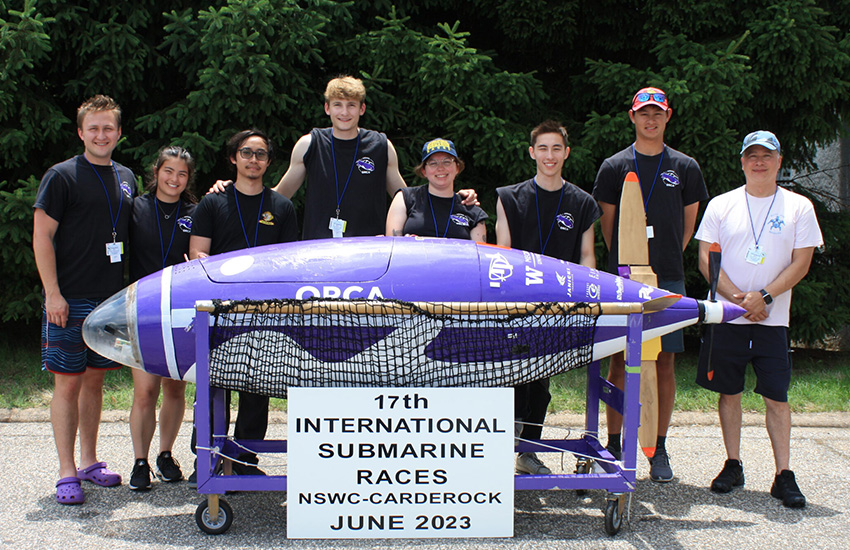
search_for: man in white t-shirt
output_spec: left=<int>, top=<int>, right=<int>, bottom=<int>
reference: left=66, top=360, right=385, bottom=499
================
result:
left=694, top=130, right=823, bottom=508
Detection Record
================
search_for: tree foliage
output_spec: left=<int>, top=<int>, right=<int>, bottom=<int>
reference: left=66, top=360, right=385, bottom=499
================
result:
left=1, top=0, right=849, bottom=345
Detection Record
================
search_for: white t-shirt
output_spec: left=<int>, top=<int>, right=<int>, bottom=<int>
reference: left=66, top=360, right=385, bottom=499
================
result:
left=695, top=185, right=823, bottom=326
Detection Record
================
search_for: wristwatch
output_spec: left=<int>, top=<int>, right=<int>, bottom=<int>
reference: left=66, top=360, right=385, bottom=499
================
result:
left=759, top=289, right=773, bottom=305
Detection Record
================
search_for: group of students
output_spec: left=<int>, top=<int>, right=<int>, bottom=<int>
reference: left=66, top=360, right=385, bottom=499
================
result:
left=34, top=76, right=821, bottom=511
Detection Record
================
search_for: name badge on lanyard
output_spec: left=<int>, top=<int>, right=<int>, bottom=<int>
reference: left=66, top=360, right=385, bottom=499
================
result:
left=745, top=244, right=766, bottom=265
left=329, top=217, right=347, bottom=238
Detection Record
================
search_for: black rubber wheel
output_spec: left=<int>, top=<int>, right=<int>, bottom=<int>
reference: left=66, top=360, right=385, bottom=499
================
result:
left=195, top=498, right=233, bottom=535
left=604, top=499, right=622, bottom=536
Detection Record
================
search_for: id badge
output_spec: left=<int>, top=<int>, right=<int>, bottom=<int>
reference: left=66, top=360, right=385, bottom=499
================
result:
left=745, top=244, right=765, bottom=265
left=329, top=217, right=347, bottom=238
left=106, top=241, right=124, bottom=263
left=646, top=225, right=654, bottom=239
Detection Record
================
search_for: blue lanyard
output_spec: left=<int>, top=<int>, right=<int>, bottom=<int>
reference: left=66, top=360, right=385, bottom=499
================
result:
left=330, top=130, right=361, bottom=218
left=428, top=191, right=456, bottom=238
left=233, top=186, right=265, bottom=248
left=745, top=186, right=779, bottom=248
left=533, top=176, right=565, bottom=255
left=631, top=144, right=665, bottom=211
left=154, top=197, right=180, bottom=269
left=85, top=157, right=124, bottom=241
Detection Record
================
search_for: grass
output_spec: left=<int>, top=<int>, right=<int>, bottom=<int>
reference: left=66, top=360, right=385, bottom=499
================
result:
left=2, top=324, right=848, bottom=413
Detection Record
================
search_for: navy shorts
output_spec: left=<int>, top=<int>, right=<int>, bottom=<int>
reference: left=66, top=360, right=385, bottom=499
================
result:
left=41, top=298, right=122, bottom=375
left=657, top=279, right=685, bottom=353
left=696, top=323, right=791, bottom=402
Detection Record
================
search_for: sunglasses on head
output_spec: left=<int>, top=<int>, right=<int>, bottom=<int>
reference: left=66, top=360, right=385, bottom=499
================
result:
left=635, top=92, right=666, bottom=104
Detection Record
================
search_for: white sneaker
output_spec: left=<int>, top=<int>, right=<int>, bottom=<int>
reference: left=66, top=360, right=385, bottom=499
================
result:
left=516, top=452, right=552, bottom=475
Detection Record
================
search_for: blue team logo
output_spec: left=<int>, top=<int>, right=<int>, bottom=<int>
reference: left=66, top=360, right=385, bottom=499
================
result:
left=120, top=181, right=133, bottom=198
left=661, top=170, right=680, bottom=187
left=768, top=215, right=786, bottom=234
left=450, top=213, right=471, bottom=227
left=556, top=213, right=574, bottom=231
left=356, top=157, right=375, bottom=174
left=177, top=216, right=193, bottom=233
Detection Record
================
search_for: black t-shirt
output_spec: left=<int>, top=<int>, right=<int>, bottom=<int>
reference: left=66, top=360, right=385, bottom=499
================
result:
left=302, top=127, right=389, bottom=239
left=192, top=185, right=298, bottom=255
left=400, top=185, right=488, bottom=239
left=496, top=178, right=601, bottom=263
left=592, top=145, right=708, bottom=279
left=129, top=194, right=196, bottom=282
left=33, top=155, right=136, bottom=298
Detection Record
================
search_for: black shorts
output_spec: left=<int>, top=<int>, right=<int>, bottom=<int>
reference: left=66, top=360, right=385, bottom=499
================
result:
left=696, top=323, right=791, bottom=402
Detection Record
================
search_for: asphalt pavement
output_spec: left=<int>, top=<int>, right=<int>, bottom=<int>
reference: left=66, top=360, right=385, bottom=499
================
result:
left=1, top=410, right=848, bottom=550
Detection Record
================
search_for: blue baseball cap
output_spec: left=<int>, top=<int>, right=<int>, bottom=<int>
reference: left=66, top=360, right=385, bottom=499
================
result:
left=741, top=131, right=781, bottom=155
left=421, top=138, right=459, bottom=162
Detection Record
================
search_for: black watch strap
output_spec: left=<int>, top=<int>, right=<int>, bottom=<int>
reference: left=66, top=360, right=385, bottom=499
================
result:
left=759, top=289, right=773, bottom=305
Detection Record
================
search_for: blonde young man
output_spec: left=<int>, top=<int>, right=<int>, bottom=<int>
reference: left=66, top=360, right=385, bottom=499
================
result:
left=695, top=131, right=822, bottom=508
left=33, top=95, right=136, bottom=504
left=592, top=87, right=708, bottom=482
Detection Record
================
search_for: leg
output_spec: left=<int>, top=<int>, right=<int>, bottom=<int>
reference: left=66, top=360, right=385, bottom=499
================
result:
left=764, top=396, right=791, bottom=473
left=130, top=369, right=161, bottom=460
left=52, top=374, right=84, bottom=479
left=718, top=392, right=743, bottom=461
left=78, top=368, right=106, bottom=469
left=605, top=353, right=625, bottom=436
left=158, top=378, right=187, bottom=453
left=520, top=378, right=550, bottom=440
left=655, top=351, right=675, bottom=438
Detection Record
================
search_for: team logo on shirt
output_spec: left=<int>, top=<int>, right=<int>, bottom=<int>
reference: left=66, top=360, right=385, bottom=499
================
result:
left=450, top=213, right=471, bottom=227
left=556, top=212, right=575, bottom=231
left=768, top=215, right=786, bottom=234
left=661, top=170, right=680, bottom=187
left=259, top=211, right=275, bottom=226
left=120, top=181, right=133, bottom=198
left=177, top=216, right=193, bottom=233
left=356, top=157, right=376, bottom=174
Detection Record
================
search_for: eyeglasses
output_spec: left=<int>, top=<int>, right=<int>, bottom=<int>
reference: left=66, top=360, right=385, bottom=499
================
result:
left=425, top=159, right=456, bottom=169
left=238, top=147, right=269, bottom=161
left=634, top=92, right=666, bottom=104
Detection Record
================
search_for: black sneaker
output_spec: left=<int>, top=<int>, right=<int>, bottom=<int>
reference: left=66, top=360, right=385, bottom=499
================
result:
left=129, top=459, right=152, bottom=491
left=605, top=445, right=622, bottom=461
left=156, top=451, right=183, bottom=482
left=711, top=459, right=744, bottom=493
left=771, top=469, right=806, bottom=508
left=648, top=448, right=673, bottom=482
left=187, top=458, right=197, bottom=488
left=232, top=461, right=267, bottom=476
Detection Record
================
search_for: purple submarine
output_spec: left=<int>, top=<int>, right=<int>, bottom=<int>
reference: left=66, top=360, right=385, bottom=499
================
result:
left=82, top=237, right=745, bottom=382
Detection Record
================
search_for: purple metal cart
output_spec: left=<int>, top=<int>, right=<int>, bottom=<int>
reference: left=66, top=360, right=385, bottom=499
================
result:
left=191, top=305, right=645, bottom=536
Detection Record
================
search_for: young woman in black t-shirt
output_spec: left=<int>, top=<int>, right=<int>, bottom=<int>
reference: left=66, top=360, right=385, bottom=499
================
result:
left=127, top=146, right=197, bottom=490
left=385, top=138, right=487, bottom=241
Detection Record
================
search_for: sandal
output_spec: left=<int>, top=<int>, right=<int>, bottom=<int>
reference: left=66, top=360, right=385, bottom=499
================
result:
left=56, top=477, right=85, bottom=505
left=77, top=462, right=122, bottom=487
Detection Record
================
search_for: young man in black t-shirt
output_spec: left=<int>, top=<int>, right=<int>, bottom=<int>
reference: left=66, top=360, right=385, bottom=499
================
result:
left=496, top=120, right=601, bottom=475
left=592, top=87, right=708, bottom=482
left=34, top=95, right=136, bottom=504
left=189, top=129, right=298, bottom=481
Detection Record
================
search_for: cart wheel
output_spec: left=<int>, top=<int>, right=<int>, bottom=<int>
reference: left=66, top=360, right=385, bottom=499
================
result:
left=574, top=458, right=592, bottom=496
left=604, top=498, right=623, bottom=536
left=195, top=498, right=233, bottom=535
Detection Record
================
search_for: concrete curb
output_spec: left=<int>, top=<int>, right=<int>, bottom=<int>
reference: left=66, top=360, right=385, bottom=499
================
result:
left=2, top=408, right=848, bottom=428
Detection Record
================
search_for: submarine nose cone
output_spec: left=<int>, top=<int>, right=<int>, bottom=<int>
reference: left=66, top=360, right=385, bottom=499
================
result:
left=82, top=283, right=143, bottom=369
left=700, top=299, right=747, bottom=324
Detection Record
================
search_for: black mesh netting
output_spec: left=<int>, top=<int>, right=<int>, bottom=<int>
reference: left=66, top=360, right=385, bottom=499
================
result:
left=207, top=298, right=598, bottom=399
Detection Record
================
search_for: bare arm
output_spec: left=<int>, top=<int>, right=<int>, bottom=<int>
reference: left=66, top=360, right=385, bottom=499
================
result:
left=579, top=226, right=596, bottom=268
left=682, top=202, right=700, bottom=251
left=385, top=140, right=407, bottom=197
left=494, top=198, right=511, bottom=248
left=385, top=191, right=408, bottom=236
left=189, top=235, right=212, bottom=260
left=598, top=201, right=616, bottom=250
left=33, top=209, right=68, bottom=327
left=272, top=134, right=311, bottom=198
left=470, top=221, right=487, bottom=243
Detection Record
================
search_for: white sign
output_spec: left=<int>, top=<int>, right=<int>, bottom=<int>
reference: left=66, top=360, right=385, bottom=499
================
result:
left=287, top=387, right=514, bottom=539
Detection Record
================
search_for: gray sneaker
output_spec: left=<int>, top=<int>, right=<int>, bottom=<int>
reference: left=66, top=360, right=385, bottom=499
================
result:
left=649, top=448, right=673, bottom=482
left=516, top=452, right=552, bottom=475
